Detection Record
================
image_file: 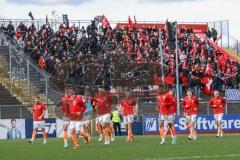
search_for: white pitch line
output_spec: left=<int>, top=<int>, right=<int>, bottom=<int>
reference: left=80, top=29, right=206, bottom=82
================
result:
left=135, top=154, right=240, bottom=160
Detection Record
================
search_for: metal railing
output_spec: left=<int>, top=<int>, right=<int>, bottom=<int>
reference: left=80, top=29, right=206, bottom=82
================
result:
left=0, top=100, right=239, bottom=119
left=0, top=32, right=63, bottom=117
left=208, top=20, right=239, bottom=57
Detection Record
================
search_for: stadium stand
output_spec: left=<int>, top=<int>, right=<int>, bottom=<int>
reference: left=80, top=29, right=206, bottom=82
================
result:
left=0, top=18, right=240, bottom=117
left=0, top=84, right=31, bottom=118
left=1, top=20, right=239, bottom=96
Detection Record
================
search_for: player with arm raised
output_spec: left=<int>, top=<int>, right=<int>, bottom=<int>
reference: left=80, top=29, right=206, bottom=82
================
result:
left=182, top=89, right=199, bottom=140
left=29, top=96, right=47, bottom=144
left=209, top=90, right=226, bottom=138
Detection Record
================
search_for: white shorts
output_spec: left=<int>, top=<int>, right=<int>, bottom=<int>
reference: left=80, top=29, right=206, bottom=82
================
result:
left=81, top=120, right=90, bottom=126
left=214, top=113, right=223, bottom=121
left=159, top=114, right=174, bottom=123
left=69, top=121, right=84, bottom=132
left=33, top=121, right=45, bottom=129
left=95, top=117, right=100, bottom=124
left=98, top=113, right=111, bottom=124
left=123, top=115, right=134, bottom=125
left=63, top=117, right=70, bottom=125
left=185, top=115, right=197, bottom=123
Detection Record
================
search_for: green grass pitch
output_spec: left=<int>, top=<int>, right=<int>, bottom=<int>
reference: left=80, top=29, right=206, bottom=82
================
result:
left=0, top=134, right=240, bottom=160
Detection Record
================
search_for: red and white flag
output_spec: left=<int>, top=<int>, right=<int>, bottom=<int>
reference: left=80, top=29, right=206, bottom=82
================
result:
left=128, top=16, right=133, bottom=29
left=102, top=15, right=110, bottom=28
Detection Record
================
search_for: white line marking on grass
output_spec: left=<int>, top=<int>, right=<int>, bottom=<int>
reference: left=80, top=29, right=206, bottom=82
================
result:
left=135, top=154, right=240, bottom=160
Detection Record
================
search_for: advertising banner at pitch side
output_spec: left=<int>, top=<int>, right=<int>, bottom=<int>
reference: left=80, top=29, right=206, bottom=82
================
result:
left=143, top=114, right=240, bottom=134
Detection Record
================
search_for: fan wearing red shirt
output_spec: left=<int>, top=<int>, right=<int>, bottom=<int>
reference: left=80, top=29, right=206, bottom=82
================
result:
left=59, top=88, right=72, bottom=148
left=120, top=91, right=137, bottom=143
left=68, top=88, right=88, bottom=149
left=182, top=89, right=199, bottom=140
left=93, top=88, right=114, bottom=145
left=157, top=90, right=176, bottom=145
left=29, top=96, right=47, bottom=144
left=209, top=90, right=226, bottom=138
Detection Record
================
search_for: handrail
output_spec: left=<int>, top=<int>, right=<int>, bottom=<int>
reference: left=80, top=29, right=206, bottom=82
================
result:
left=0, top=31, right=64, bottom=95
left=0, top=31, right=49, bottom=78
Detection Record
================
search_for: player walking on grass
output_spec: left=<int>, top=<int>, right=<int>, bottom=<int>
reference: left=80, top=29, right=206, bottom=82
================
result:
left=69, top=88, right=89, bottom=149
left=164, top=90, right=177, bottom=143
left=120, top=91, right=137, bottom=143
left=60, top=88, right=72, bottom=148
left=81, top=94, right=92, bottom=143
left=92, top=89, right=114, bottom=145
left=209, top=90, right=226, bottom=138
left=182, top=89, right=199, bottom=140
left=157, top=90, right=177, bottom=145
left=29, top=96, right=47, bottom=144
left=91, top=93, right=103, bottom=142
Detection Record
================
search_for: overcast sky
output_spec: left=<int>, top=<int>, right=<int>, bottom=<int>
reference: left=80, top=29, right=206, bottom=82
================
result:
left=0, top=0, right=239, bottom=39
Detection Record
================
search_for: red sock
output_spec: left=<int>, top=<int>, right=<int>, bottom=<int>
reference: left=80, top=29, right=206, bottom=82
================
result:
left=63, top=131, right=68, bottom=143
left=170, top=126, right=176, bottom=138
left=160, top=127, right=165, bottom=139
left=71, top=133, right=78, bottom=145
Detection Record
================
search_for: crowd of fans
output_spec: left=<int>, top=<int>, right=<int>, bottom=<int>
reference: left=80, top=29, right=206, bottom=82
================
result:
left=0, top=19, right=240, bottom=99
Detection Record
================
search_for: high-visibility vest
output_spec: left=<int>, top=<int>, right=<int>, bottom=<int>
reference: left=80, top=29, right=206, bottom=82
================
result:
left=112, top=111, right=120, bottom=123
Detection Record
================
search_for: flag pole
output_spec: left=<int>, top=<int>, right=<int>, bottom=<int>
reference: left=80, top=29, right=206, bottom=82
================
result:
left=159, top=29, right=165, bottom=90
left=175, top=21, right=180, bottom=115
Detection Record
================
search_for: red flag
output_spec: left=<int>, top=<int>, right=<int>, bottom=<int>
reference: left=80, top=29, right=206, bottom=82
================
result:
left=102, top=15, right=110, bottom=28
left=128, top=16, right=133, bottom=29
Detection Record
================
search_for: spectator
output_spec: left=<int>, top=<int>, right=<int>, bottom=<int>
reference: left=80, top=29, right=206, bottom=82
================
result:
left=211, top=28, right=218, bottom=42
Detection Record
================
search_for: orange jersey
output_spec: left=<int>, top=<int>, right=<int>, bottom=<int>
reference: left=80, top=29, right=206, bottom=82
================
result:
left=181, top=96, right=199, bottom=116
left=120, top=97, right=136, bottom=116
left=157, top=93, right=175, bottom=115
left=60, top=95, right=72, bottom=118
left=33, top=102, right=46, bottom=121
left=93, top=93, right=112, bottom=116
left=69, top=96, right=86, bottom=121
left=209, top=97, right=226, bottom=114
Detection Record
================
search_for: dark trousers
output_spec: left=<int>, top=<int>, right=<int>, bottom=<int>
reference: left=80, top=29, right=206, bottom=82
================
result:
left=113, top=122, right=122, bottom=136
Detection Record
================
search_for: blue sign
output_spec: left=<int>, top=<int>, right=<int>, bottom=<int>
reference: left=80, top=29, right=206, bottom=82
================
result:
left=25, top=118, right=56, bottom=138
left=143, top=114, right=240, bottom=134
left=120, top=121, right=143, bottom=135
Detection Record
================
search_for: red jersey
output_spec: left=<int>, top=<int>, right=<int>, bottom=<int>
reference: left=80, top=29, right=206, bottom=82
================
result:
left=69, top=96, right=86, bottom=121
left=92, top=93, right=112, bottom=116
left=60, top=95, right=72, bottom=118
left=120, top=97, right=136, bottom=116
left=209, top=97, right=226, bottom=114
left=33, top=102, right=46, bottom=121
left=170, top=95, right=177, bottom=114
left=182, top=96, right=199, bottom=116
left=157, top=93, right=175, bottom=115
